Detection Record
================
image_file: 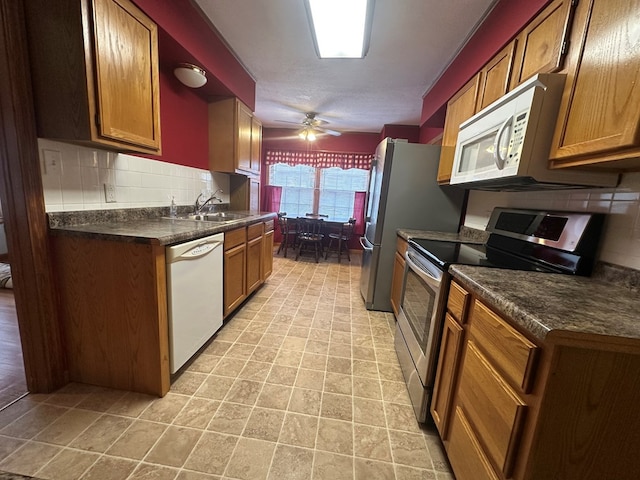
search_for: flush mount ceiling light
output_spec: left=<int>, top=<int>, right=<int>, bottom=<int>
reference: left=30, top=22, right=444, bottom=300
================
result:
left=174, top=63, right=207, bottom=88
left=305, top=0, right=375, bottom=59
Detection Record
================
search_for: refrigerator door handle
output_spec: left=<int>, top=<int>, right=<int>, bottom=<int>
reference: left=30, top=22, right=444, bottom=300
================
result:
left=359, top=237, right=373, bottom=252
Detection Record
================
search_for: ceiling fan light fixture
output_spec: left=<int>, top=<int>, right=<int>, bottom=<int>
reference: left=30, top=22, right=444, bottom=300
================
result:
left=305, top=0, right=374, bottom=59
left=298, top=127, right=317, bottom=141
left=174, top=63, right=207, bottom=88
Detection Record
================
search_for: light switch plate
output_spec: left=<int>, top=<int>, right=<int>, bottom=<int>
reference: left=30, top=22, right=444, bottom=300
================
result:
left=42, top=149, right=61, bottom=175
left=104, top=183, right=117, bottom=203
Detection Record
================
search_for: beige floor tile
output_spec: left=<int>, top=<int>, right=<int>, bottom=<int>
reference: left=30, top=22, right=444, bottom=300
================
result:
left=423, top=433, right=451, bottom=472
left=225, top=437, right=276, bottom=480
left=238, top=361, right=272, bottom=382
left=308, top=329, right=331, bottom=342
left=305, top=340, right=329, bottom=355
left=330, top=331, right=351, bottom=345
left=354, top=458, right=395, bottom=480
left=107, top=392, right=157, bottom=418
left=225, top=379, right=263, bottom=405
left=195, top=375, right=236, bottom=401
left=353, top=424, right=392, bottom=462
left=169, top=372, right=208, bottom=396
left=69, top=414, right=133, bottom=452
left=106, top=420, right=167, bottom=460
left=316, top=418, right=353, bottom=455
left=352, top=346, right=376, bottom=362
left=213, top=328, right=243, bottom=343
left=378, top=363, right=405, bottom=383
left=294, top=369, right=324, bottom=391
left=129, top=462, right=180, bottom=480
left=36, top=448, right=100, bottom=480
left=0, top=404, right=68, bottom=439
left=278, top=412, right=318, bottom=448
left=288, top=388, right=321, bottom=416
left=281, top=337, right=307, bottom=352
left=267, top=444, right=314, bottom=480
left=207, top=402, right=252, bottom=435
left=212, top=358, right=247, bottom=378
left=242, top=408, right=285, bottom=442
left=226, top=343, right=257, bottom=361
left=353, top=398, right=386, bottom=427
left=187, top=354, right=221, bottom=374
left=255, top=384, right=292, bottom=410
left=34, top=408, right=101, bottom=445
left=301, top=352, right=327, bottom=371
left=274, top=349, right=303, bottom=367
left=321, top=393, right=352, bottom=421
left=324, top=372, right=352, bottom=395
left=0, top=441, right=61, bottom=476
left=237, top=331, right=264, bottom=345
left=352, top=377, right=382, bottom=400
left=184, top=431, right=238, bottom=475
left=312, top=451, right=354, bottom=480
left=388, top=430, right=432, bottom=469
left=385, top=403, right=423, bottom=433
left=75, top=388, right=127, bottom=413
left=381, top=381, right=412, bottom=405
left=266, top=365, right=298, bottom=386
left=258, top=334, right=285, bottom=349
left=173, top=398, right=220, bottom=429
left=0, top=435, right=25, bottom=461
left=176, top=470, right=221, bottom=480
left=204, top=341, right=233, bottom=357
left=326, top=356, right=351, bottom=375
left=145, top=426, right=202, bottom=467
left=251, top=347, right=279, bottom=364
left=394, top=465, right=437, bottom=480
left=353, top=360, right=379, bottom=378
left=328, top=342, right=352, bottom=358
left=139, top=394, right=189, bottom=424
left=43, top=383, right=96, bottom=408
left=79, top=455, right=138, bottom=480
left=0, top=398, right=38, bottom=430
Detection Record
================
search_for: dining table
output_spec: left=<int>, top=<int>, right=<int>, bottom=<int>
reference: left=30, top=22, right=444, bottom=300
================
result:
left=283, top=214, right=355, bottom=261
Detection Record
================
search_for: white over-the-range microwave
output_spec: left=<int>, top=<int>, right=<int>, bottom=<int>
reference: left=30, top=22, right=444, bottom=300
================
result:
left=449, top=73, right=619, bottom=190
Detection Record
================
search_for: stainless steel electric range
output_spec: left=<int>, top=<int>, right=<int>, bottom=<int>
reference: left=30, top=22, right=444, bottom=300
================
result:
left=394, top=207, right=606, bottom=423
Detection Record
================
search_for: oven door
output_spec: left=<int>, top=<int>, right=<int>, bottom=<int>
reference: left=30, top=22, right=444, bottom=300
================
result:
left=396, top=247, right=447, bottom=387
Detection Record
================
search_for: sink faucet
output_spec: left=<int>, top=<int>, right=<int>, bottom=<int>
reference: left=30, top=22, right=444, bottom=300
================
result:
left=195, top=189, right=223, bottom=213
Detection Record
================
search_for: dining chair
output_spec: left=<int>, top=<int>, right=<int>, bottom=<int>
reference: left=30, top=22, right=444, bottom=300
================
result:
left=295, top=217, right=325, bottom=262
left=276, top=212, right=298, bottom=258
left=324, top=218, right=356, bottom=263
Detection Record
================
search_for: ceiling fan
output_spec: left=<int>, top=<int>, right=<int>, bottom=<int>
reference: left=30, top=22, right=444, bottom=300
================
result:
left=277, top=112, right=341, bottom=140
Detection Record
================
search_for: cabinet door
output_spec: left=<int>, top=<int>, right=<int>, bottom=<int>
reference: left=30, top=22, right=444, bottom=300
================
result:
left=224, top=243, right=246, bottom=317
left=510, top=0, right=575, bottom=89
left=438, top=74, right=481, bottom=184
left=262, top=228, right=274, bottom=280
left=390, top=250, right=406, bottom=317
left=250, top=117, right=262, bottom=174
left=431, top=314, right=464, bottom=439
left=236, top=101, right=253, bottom=173
left=477, top=41, right=516, bottom=111
left=93, top=0, right=161, bottom=150
left=246, top=235, right=263, bottom=295
left=549, top=0, right=640, bottom=167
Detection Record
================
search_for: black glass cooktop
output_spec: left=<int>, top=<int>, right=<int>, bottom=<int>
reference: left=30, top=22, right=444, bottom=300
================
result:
left=408, top=238, right=565, bottom=273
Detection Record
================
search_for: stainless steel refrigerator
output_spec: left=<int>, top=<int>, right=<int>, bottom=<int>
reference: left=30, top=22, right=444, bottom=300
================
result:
left=359, top=138, right=466, bottom=311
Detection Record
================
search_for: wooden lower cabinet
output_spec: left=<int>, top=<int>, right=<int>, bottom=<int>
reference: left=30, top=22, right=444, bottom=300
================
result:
left=246, top=223, right=263, bottom=295
left=263, top=221, right=274, bottom=280
left=390, top=236, right=408, bottom=317
left=435, top=279, right=640, bottom=480
left=223, top=227, right=247, bottom=317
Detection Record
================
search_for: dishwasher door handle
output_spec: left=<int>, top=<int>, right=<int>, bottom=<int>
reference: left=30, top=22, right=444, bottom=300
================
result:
left=177, top=240, right=223, bottom=261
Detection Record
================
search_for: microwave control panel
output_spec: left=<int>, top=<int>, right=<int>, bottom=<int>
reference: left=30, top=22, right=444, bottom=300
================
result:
left=507, top=111, right=528, bottom=164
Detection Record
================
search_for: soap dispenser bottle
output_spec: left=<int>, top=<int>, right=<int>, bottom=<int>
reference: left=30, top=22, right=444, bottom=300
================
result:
left=169, top=196, right=177, bottom=218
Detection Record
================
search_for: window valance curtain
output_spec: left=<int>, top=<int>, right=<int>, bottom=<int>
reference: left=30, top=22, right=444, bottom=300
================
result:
left=265, top=149, right=373, bottom=170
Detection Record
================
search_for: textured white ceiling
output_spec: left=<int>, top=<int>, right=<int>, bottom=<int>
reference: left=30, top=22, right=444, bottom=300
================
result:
left=195, top=0, right=498, bottom=134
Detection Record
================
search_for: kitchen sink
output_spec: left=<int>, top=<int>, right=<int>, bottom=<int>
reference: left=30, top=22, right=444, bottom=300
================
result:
left=165, top=212, right=249, bottom=222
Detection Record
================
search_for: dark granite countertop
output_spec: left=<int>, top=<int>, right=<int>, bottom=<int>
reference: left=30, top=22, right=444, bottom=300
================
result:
left=397, top=226, right=489, bottom=244
left=48, top=208, right=276, bottom=246
left=450, top=265, right=640, bottom=343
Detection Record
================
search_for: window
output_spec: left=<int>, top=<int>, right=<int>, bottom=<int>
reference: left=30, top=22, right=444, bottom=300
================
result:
left=268, top=163, right=369, bottom=218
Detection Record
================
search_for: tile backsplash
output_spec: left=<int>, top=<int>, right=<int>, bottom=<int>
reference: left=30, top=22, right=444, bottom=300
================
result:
left=38, top=139, right=229, bottom=212
left=464, top=172, right=640, bottom=270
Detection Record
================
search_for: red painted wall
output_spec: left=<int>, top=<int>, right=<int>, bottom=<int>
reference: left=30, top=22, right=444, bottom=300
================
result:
left=420, top=0, right=551, bottom=129
left=141, top=71, right=209, bottom=169
left=262, top=128, right=380, bottom=154
left=380, top=125, right=420, bottom=143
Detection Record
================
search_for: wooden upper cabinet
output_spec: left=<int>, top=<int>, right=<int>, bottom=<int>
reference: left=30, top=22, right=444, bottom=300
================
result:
left=25, top=0, right=161, bottom=154
left=477, top=41, right=516, bottom=111
left=209, top=97, right=261, bottom=175
left=437, top=73, right=482, bottom=184
left=549, top=0, right=640, bottom=169
left=510, top=0, right=575, bottom=89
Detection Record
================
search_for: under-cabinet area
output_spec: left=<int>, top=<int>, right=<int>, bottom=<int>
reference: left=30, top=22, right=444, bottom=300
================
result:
left=433, top=273, right=640, bottom=480
left=48, top=213, right=275, bottom=397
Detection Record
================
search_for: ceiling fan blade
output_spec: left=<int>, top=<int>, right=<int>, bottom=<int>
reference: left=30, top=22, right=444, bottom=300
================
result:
left=275, top=119, right=304, bottom=125
left=317, top=126, right=341, bottom=136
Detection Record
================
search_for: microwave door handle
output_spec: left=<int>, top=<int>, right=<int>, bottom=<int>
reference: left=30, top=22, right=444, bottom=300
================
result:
left=493, top=117, right=513, bottom=170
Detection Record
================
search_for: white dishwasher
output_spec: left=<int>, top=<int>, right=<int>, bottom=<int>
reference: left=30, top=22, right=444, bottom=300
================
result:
left=166, top=233, right=224, bottom=373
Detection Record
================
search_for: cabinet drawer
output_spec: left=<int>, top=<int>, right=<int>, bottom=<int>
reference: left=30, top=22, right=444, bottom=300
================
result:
left=470, top=300, right=539, bottom=393
left=264, top=219, right=274, bottom=233
left=458, top=341, right=527, bottom=478
left=447, top=281, right=469, bottom=324
left=448, top=406, right=500, bottom=480
left=247, top=222, right=263, bottom=240
left=225, top=227, right=246, bottom=250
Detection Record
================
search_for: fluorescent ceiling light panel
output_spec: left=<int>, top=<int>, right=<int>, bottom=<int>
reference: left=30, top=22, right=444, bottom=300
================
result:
left=306, top=0, right=373, bottom=58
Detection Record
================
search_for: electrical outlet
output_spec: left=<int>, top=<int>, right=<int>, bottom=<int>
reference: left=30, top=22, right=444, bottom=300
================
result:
left=42, top=149, right=61, bottom=175
left=104, top=183, right=117, bottom=203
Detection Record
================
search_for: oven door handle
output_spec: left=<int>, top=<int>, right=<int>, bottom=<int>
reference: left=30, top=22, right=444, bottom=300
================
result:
left=405, top=250, right=442, bottom=289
